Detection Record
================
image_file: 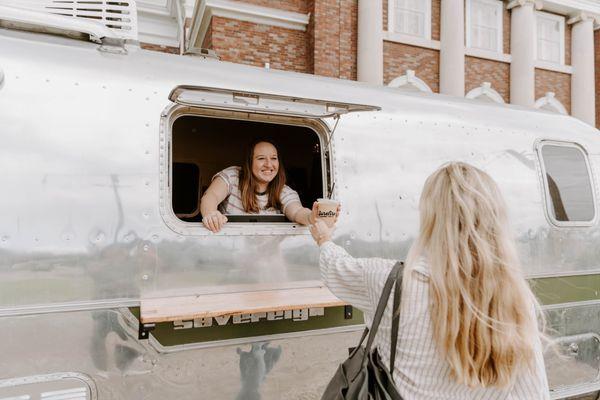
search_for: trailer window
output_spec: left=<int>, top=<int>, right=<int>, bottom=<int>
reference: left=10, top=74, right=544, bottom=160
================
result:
left=165, top=112, right=327, bottom=234
left=538, top=142, right=596, bottom=225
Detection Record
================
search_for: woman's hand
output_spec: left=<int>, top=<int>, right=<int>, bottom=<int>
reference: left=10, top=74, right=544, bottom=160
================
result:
left=309, top=219, right=335, bottom=246
left=202, top=210, right=228, bottom=233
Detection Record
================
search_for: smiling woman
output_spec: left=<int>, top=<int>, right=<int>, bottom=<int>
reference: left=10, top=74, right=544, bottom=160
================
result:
left=169, top=114, right=326, bottom=233
left=200, top=139, right=315, bottom=232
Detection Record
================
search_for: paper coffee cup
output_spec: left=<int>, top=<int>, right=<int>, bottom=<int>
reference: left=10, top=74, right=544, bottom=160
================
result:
left=317, top=198, right=339, bottom=226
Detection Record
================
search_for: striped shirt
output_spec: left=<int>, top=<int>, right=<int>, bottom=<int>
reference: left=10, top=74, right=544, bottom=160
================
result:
left=319, top=241, right=551, bottom=400
left=214, top=166, right=301, bottom=215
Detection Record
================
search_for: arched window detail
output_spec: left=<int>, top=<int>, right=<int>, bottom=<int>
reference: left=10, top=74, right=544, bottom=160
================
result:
left=535, top=92, right=568, bottom=115
left=388, top=70, right=433, bottom=93
left=465, top=82, right=505, bottom=104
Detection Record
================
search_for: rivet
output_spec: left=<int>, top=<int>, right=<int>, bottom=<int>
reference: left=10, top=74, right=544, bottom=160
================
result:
left=142, top=274, right=149, bottom=280
left=1, top=236, right=8, bottom=242
left=143, top=244, right=149, bottom=251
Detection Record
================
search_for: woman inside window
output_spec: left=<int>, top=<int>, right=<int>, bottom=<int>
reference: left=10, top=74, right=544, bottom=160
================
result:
left=310, top=162, right=550, bottom=399
left=200, top=139, right=315, bottom=233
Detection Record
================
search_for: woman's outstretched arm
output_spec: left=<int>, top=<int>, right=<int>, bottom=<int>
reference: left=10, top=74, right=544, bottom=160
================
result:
left=200, top=177, right=229, bottom=232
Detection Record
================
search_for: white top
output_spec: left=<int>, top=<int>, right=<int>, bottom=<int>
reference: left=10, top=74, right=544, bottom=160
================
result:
left=213, top=166, right=301, bottom=215
left=319, top=241, right=551, bottom=400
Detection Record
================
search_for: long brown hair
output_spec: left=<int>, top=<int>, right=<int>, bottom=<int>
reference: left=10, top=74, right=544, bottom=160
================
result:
left=239, top=139, right=286, bottom=213
left=406, top=162, right=544, bottom=387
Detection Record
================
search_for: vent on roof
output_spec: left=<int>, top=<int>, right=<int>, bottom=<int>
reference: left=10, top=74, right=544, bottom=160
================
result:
left=2, top=0, right=138, bottom=40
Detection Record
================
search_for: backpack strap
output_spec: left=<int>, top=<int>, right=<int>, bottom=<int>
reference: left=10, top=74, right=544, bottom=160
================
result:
left=389, top=262, right=404, bottom=374
left=364, top=261, right=404, bottom=355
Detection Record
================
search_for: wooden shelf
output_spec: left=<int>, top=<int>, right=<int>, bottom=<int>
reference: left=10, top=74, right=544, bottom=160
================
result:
left=140, top=286, right=345, bottom=324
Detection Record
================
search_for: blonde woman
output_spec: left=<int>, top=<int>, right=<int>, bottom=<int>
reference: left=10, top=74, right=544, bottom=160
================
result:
left=310, top=162, right=550, bottom=399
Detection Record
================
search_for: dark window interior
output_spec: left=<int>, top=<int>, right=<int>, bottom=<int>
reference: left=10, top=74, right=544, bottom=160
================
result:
left=542, top=144, right=595, bottom=222
left=171, top=115, right=324, bottom=223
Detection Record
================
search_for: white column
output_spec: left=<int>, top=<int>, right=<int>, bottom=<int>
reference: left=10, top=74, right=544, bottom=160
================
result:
left=508, top=0, right=537, bottom=107
left=570, top=14, right=596, bottom=126
left=357, top=0, right=383, bottom=85
left=440, top=0, right=465, bottom=96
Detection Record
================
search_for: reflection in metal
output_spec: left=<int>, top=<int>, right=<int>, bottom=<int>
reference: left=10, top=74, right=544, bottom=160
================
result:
left=0, top=372, right=96, bottom=400
left=2, top=20, right=600, bottom=400
left=0, top=305, right=598, bottom=399
left=236, top=342, right=282, bottom=400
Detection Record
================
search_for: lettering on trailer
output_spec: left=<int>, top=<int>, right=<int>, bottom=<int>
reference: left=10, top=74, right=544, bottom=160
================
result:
left=173, top=307, right=325, bottom=330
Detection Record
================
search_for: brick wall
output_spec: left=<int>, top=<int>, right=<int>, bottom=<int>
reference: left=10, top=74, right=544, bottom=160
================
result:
left=535, top=68, right=571, bottom=114
left=230, top=0, right=309, bottom=13
left=565, top=24, right=572, bottom=66
left=201, top=20, right=213, bottom=49
left=140, top=43, right=179, bottom=54
left=431, top=0, right=440, bottom=41
left=384, top=41, right=439, bottom=92
left=503, top=5, right=510, bottom=55
left=210, top=16, right=310, bottom=73
left=465, top=57, right=510, bottom=102
left=312, top=0, right=357, bottom=80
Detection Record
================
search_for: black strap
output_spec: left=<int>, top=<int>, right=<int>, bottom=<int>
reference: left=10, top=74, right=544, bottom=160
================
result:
left=389, top=262, right=404, bottom=373
left=364, top=261, right=404, bottom=358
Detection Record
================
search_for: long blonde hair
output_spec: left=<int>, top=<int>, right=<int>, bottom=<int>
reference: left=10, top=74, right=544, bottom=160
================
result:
left=407, top=162, right=543, bottom=388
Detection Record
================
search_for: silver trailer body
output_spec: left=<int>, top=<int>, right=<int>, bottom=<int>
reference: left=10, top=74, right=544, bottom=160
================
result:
left=1, top=13, right=600, bottom=400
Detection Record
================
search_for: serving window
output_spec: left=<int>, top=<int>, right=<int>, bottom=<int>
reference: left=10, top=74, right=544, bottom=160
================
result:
left=165, top=108, right=329, bottom=235
left=537, top=141, right=597, bottom=227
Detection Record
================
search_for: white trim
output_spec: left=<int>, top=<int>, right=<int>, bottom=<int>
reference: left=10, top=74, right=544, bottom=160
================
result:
left=535, top=10, right=566, bottom=65
left=465, top=47, right=511, bottom=62
left=535, top=59, right=573, bottom=74
left=534, top=92, right=568, bottom=114
left=541, top=0, right=600, bottom=27
left=188, top=0, right=309, bottom=52
left=388, top=70, right=433, bottom=92
left=466, top=82, right=505, bottom=103
left=387, top=0, right=432, bottom=40
left=465, top=0, right=503, bottom=54
left=383, top=30, right=440, bottom=50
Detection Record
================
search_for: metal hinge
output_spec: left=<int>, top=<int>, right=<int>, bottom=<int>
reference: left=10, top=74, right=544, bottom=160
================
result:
left=138, top=322, right=155, bottom=340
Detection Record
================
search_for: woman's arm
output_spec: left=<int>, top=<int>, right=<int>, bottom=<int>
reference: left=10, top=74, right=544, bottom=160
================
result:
left=200, top=177, right=229, bottom=232
left=285, top=202, right=314, bottom=225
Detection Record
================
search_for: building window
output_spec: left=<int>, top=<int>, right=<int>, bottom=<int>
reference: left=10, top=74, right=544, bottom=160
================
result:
left=388, top=70, right=432, bottom=92
left=390, top=0, right=432, bottom=39
left=534, top=92, right=567, bottom=115
left=536, top=11, right=565, bottom=65
left=465, top=82, right=505, bottom=103
left=537, top=141, right=596, bottom=226
left=466, top=0, right=503, bottom=53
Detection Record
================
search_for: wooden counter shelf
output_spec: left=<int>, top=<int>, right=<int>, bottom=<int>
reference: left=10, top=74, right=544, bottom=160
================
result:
left=140, top=285, right=346, bottom=324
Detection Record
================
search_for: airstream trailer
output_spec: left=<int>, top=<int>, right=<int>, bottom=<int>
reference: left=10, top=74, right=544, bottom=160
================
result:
left=0, top=3, right=600, bottom=400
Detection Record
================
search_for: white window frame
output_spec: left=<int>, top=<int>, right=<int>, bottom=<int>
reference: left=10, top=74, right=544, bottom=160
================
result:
left=466, top=0, right=503, bottom=54
left=388, top=0, right=432, bottom=40
left=535, top=11, right=566, bottom=66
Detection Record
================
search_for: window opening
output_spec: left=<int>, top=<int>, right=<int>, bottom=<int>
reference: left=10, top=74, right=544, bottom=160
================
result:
left=538, top=142, right=596, bottom=225
left=170, top=114, right=325, bottom=227
left=391, top=0, right=432, bottom=39
left=536, top=11, right=565, bottom=64
left=466, top=0, right=503, bottom=53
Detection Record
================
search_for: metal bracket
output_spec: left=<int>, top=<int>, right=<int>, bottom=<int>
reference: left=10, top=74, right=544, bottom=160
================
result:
left=98, top=37, right=128, bottom=55
left=344, top=305, right=353, bottom=319
left=138, top=322, right=155, bottom=340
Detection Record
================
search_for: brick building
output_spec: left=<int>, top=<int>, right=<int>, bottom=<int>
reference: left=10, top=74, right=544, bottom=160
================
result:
left=137, top=0, right=600, bottom=126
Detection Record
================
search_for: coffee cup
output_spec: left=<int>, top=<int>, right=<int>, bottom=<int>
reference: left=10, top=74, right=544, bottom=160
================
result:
left=316, top=198, right=339, bottom=226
